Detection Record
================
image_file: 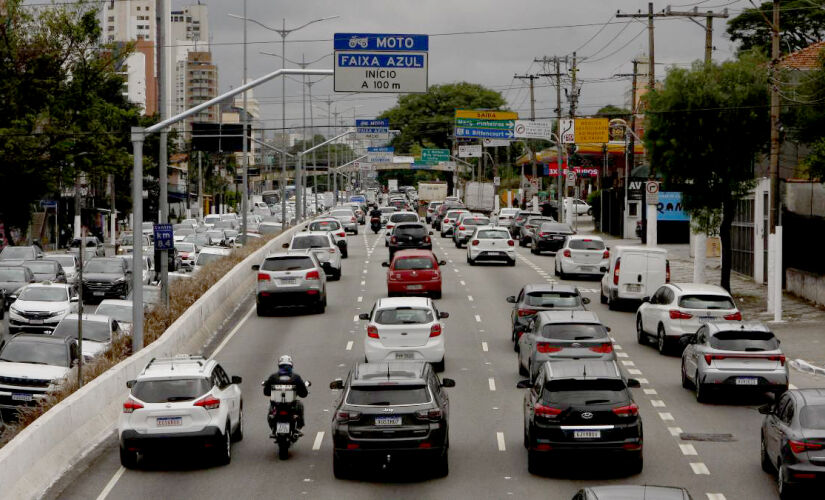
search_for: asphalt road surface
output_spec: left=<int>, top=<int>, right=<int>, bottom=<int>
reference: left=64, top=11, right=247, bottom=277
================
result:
left=51, top=227, right=824, bottom=500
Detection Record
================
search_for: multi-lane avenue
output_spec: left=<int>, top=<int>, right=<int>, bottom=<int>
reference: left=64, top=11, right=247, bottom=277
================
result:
left=49, top=225, right=822, bottom=500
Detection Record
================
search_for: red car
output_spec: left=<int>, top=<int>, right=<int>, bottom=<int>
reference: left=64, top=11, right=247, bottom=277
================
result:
left=383, top=249, right=446, bottom=299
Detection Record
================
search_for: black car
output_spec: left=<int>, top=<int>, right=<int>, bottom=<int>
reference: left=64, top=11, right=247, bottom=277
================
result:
left=432, top=203, right=463, bottom=231
left=507, top=284, right=590, bottom=346
left=22, top=260, right=66, bottom=283
left=532, top=222, right=575, bottom=253
left=760, top=389, right=825, bottom=498
left=81, top=257, right=131, bottom=302
left=508, top=210, right=541, bottom=239
left=519, top=216, right=556, bottom=247
left=519, top=360, right=643, bottom=475
left=388, top=222, right=433, bottom=259
left=329, top=361, right=455, bottom=479
left=0, top=266, right=35, bottom=310
left=572, top=485, right=693, bottom=500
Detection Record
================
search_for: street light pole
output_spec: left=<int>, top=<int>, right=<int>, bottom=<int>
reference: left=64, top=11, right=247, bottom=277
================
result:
left=241, top=0, right=249, bottom=240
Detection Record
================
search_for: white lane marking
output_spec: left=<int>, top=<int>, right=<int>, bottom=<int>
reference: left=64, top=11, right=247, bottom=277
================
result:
left=468, top=295, right=474, bottom=302
left=690, top=462, right=710, bottom=475
left=357, top=296, right=363, bottom=302
left=489, top=378, right=496, bottom=391
left=616, top=352, right=629, bottom=358
left=651, top=400, right=666, bottom=408
left=460, top=280, right=466, bottom=286
left=365, top=260, right=369, bottom=264
left=496, top=432, right=506, bottom=451
left=658, top=412, right=675, bottom=421
left=362, top=269, right=368, bottom=274
left=453, top=268, right=459, bottom=273
left=790, top=383, right=798, bottom=390
left=638, top=378, right=649, bottom=384
left=353, top=315, right=359, bottom=322
left=614, top=344, right=623, bottom=350
left=346, top=341, right=353, bottom=351
left=680, top=444, right=698, bottom=456
left=621, top=360, right=635, bottom=367
left=482, top=342, right=489, bottom=352
left=643, top=388, right=658, bottom=395
left=95, top=466, right=126, bottom=500
left=211, top=304, right=256, bottom=358
left=627, top=368, right=642, bottom=375
left=361, top=280, right=366, bottom=286
left=312, top=431, right=325, bottom=451
left=668, top=427, right=683, bottom=437
left=706, top=494, right=726, bottom=500
left=475, top=315, right=482, bottom=323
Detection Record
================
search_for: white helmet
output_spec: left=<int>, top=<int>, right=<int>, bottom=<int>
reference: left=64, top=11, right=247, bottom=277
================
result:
left=278, top=355, right=293, bottom=368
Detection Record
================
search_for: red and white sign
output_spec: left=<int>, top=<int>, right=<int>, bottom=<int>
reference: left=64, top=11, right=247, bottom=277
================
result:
left=544, top=166, right=599, bottom=177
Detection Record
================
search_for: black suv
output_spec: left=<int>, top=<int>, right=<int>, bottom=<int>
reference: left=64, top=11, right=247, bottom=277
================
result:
left=388, top=222, right=433, bottom=259
left=508, top=210, right=541, bottom=239
left=519, top=360, right=643, bottom=475
left=507, top=284, right=590, bottom=347
left=329, top=361, right=455, bottom=479
left=82, top=257, right=131, bottom=303
left=532, top=222, right=575, bottom=253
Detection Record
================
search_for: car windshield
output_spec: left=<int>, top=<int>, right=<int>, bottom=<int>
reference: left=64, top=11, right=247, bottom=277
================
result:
left=461, top=218, right=489, bottom=226
left=709, top=330, right=779, bottom=351
left=391, top=214, right=418, bottom=223
left=477, top=230, right=509, bottom=239
left=175, top=243, right=195, bottom=253
left=539, top=223, right=574, bottom=233
left=800, top=405, right=825, bottom=429
left=569, top=239, right=605, bottom=250
left=309, top=221, right=340, bottom=231
left=679, top=295, right=735, bottom=310
left=95, top=304, right=132, bottom=323
left=24, top=262, right=55, bottom=273
left=541, top=323, right=607, bottom=340
left=375, top=308, right=434, bottom=325
left=525, top=292, right=580, bottom=308
left=85, top=260, right=123, bottom=274
left=526, top=218, right=554, bottom=226
left=445, top=211, right=466, bottom=219
left=291, top=236, right=330, bottom=249
left=1, top=247, right=33, bottom=259
left=0, top=268, right=26, bottom=281
left=46, top=256, right=75, bottom=268
left=395, top=225, right=427, bottom=237
left=262, top=256, right=314, bottom=271
left=542, top=379, right=628, bottom=405
left=52, top=319, right=111, bottom=343
left=131, top=378, right=211, bottom=403
left=393, top=257, right=434, bottom=270
left=331, top=210, right=353, bottom=218
left=346, top=385, right=430, bottom=405
left=196, top=252, right=228, bottom=266
left=0, top=340, right=68, bottom=367
left=380, top=207, right=397, bottom=214
left=18, top=287, right=67, bottom=302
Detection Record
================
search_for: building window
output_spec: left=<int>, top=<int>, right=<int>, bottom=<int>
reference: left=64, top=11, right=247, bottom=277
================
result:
left=629, top=202, right=638, bottom=217
left=136, top=6, right=140, bottom=10
left=108, top=16, right=114, bottom=22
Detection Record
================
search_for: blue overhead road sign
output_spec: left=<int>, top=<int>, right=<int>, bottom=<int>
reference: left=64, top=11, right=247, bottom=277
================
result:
left=334, top=33, right=429, bottom=93
left=454, top=127, right=514, bottom=139
left=334, top=33, right=429, bottom=52
left=356, top=119, right=389, bottom=128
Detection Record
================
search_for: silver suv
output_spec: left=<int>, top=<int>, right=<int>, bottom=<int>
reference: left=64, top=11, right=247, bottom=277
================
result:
left=118, top=355, right=243, bottom=468
left=252, top=251, right=327, bottom=316
left=283, top=232, right=343, bottom=280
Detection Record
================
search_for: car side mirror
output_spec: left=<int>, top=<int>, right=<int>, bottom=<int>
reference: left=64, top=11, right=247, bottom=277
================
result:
left=231, top=375, right=243, bottom=385
left=126, top=379, right=136, bottom=389
left=506, top=296, right=516, bottom=303
left=441, top=378, right=456, bottom=388
left=439, top=260, right=447, bottom=266
left=282, top=243, right=289, bottom=249
left=429, top=231, right=434, bottom=235
left=641, top=296, right=650, bottom=303
left=330, top=378, right=344, bottom=390
left=759, top=404, right=774, bottom=415
left=358, top=313, right=370, bottom=320
left=626, top=378, right=641, bottom=388
left=251, top=264, right=260, bottom=271
left=70, top=296, right=79, bottom=302
left=516, top=380, right=532, bottom=389
left=381, top=262, right=389, bottom=267
left=606, top=327, right=611, bottom=332
left=439, top=312, right=450, bottom=319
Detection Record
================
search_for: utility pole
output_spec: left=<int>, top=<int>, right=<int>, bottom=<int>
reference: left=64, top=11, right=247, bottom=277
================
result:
left=615, top=59, right=645, bottom=237
left=617, top=3, right=667, bottom=93
left=156, top=0, right=169, bottom=307
left=536, top=55, right=567, bottom=218
left=566, top=52, right=580, bottom=118
left=659, top=6, right=729, bottom=64
left=514, top=72, right=552, bottom=197
left=768, top=0, right=782, bottom=319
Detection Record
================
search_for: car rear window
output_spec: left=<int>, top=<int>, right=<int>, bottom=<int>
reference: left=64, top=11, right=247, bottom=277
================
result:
left=679, top=295, right=735, bottom=310
left=395, top=225, right=427, bottom=237
left=477, top=230, right=509, bottom=239
left=539, top=223, right=574, bottom=233
left=85, top=260, right=124, bottom=274
left=24, top=262, right=55, bottom=273
left=569, top=239, right=605, bottom=250
left=445, top=211, right=466, bottom=219
left=346, top=385, right=430, bottom=405
left=53, top=319, right=112, bottom=343
left=309, top=221, right=340, bottom=231
left=462, top=218, right=490, bottom=226
left=380, top=207, right=397, bottom=214
left=541, top=323, right=608, bottom=340
left=800, top=405, right=825, bottom=429
left=542, top=379, right=628, bottom=405
left=525, top=292, right=580, bottom=308
left=131, top=378, right=212, bottom=403
left=709, top=331, right=779, bottom=351
left=291, top=236, right=330, bottom=249
left=393, top=257, right=434, bottom=270
left=0, top=268, right=27, bottom=280
left=391, top=214, right=418, bottom=223
left=262, top=256, right=314, bottom=271
left=375, top=307, right=433, bottom=325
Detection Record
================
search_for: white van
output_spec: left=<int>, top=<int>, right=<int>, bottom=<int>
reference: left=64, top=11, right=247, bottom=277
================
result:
left=600, top=246, right=669, bottom=310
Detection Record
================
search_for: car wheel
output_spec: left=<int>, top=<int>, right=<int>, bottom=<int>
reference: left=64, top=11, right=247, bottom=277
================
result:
left=354, top=229, right=358, bottom=235
left=607, top=293, right=618, bottom=310
left=431, top=291, right=442, bottom=299
left=519, top=237, right=527, bottom=247
left=527, top=449, right=542, bottom=475
left=232, top=404, right=244, bottom=442
left=777, top=462, right=796, bottom=500
left=467, top=256, right=475, bottom=265
left=216, top=424, right=231, bottom=465
left=636, top=316, right=646, bottom=345
left=432, top=357, right=445, bottom=372
left=695, top=372, right=711, bottom=403
left=600, top=287, right=607, bottom=304
left=508, top=259, right=516, bottom=267
left=518, top=354, right=528, bottom=376
left=119, top=447, right=138, bottom=469
left=657, top=325, right=669, bottom=355
left=761, top=434, right=774, bottom=473
left=256, top=303, right=268, bottom=317
left=434, top=448, right=449, bottom=478
left=626, top=452, right=643, bottom=475
left=342, top=249, right=348, bottom=258
left=681, top=363, right=693, bottom=389
left=530, top=241, right=539, bottom=255
left=333, top=453, right=350, bottom=479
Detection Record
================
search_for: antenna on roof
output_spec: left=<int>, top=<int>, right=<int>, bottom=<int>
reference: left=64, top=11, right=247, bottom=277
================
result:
left=582, top=364, right=587, bottom=378
left=387, top=363, right=391, bottom=380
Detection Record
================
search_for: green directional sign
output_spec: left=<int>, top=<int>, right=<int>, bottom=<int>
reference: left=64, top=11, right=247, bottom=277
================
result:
left=455, top=117, right=515, bottom=130
left=421, top=148, right=450, bottom=164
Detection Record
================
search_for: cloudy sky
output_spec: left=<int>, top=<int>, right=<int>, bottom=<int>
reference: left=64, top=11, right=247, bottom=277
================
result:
left=183, top=0, right=753, bottom=136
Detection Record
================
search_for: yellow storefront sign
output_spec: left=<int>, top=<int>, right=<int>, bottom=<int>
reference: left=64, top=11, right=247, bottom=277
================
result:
left=455, top=109, right=519, bottom=120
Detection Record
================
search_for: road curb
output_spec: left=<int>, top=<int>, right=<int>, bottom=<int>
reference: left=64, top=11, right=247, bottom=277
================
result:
left=790, top=358, right=825, bottom=377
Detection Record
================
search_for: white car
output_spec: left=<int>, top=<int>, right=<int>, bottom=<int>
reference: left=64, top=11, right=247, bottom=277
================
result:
left=360, top=297, right=448, bottom=372
left=95, top=299, right=133, bottom=334
left=466, top=226, right=516, bottom=266
left=385, top=211, right=420, bottom=245
left=330, top=208, right=359, bottom=234
left=285, top=232, right=343, bottom=280
left=379, top=206, right=398, bottom=226
left=117, top=254, right=154, bottom=285
left=118, top=355, right=243, bottom=468
left=203, top=214, right=221, bottom=228
left=52, top=313, right=123, bottom=360
left=553, top=235, right=610, bottom=279
left=306, top=218, right=348, bottom=258
left=564, top=198, right=592, bottom=216
left=44, top=254, right=80, bottom=285
left=194, top=247, right=232, bottom=274
left=439, top=209, right=470, bottom=238
left=494, top=208, right=519, bottom=227
left=8, top=283, right=78, bottom=334
left=175, top=242, right=198, bottom=270
left=0, top=334, right=76, bottom=409
left=635, top=283, right=741, bottom=354
left=452, top=213, right=491, bottom=248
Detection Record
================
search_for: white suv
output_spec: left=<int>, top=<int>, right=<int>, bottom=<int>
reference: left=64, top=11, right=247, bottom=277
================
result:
left=118, top=355, right=244, bottom=468
left=285, top=232, right=343, bottom=280
left=8, top=283, right=78, bottom=334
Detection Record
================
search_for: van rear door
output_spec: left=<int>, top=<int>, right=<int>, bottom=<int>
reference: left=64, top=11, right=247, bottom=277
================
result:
left=617, top=250, right=648, bottom=298
left=644, top=251, right=668, bottom=297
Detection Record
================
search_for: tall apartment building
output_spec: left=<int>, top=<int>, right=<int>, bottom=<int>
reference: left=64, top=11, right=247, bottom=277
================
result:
left=184, top=51, right=219, bottom=137
left=171, top=4, right=211, bottom=133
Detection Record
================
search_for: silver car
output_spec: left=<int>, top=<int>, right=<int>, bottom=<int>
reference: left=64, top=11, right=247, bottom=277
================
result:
left=252, top=251, right=327, bottom=315
left=283, top=232, right=342, bottom=281
left=331, top=208, right=359, bottom=234
left=680, top=321, right=788, bottom=402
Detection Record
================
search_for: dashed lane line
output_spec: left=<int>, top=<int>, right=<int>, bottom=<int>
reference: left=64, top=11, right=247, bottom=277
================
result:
left=475, top=315, right=482, bottom=323
left=668, top=427, right=683, bottom=437
left=481, top=342, right=488, bottom=352
left=312, top=431, right=325, bottom=451
left=346, top=341, right=353, bottom=351
left=488, top=378, right=496, bottom=391
left=468, top=295, right=474, bottom=302
left=353, top=315, right=359, bottom=322
left=706, top=494, right=727, bottom=500
left=643, top=388, right=658, bottom=395
left=679, top=444, right=698, bottom=456
left=690, top=462, right=710, bottom=475
left=651, top=400, right=666, bottom=408
left=496, top=432, right=506, bottom=451
left=659, top=412, right=675, bottom=422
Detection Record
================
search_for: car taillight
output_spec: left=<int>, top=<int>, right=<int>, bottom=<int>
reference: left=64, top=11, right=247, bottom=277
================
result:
left=328, top=248, right=336, bottom=254
left=351, top=217, right=356, bottom=222
left=337, top=232, right=346, bottom=237
left=194, top=395, right=221, bottom=410
left=430, top=324, right=442, bottom=337
left=724, top=312, right=742, bottom=321
left=538, top=232, right=549, bottom=237
left=443, top=219, right=450, bottom=224
left=471, top=240, right=480, bottom=246
left=336, top=410, right=361, bottom=422
left=416, top=408, right=443, bottom=421
left=563, top=249, right=571, bottom=258
left=517, top=308, right=538, bottom=317
left=789, top=440, right=825, bottom=454
left=367, top=325, right=379, bottom=338
left=458, top=225, right=465, bottom=230
left=612, top=403, right=639, bottom=417
left=669, top=310, right=693, bottom=320
left=613, top=258, right=621, bottom=285
left=534, top=403, right=562, bottom=419
left=603, top=250, right=610, bottom=259
left=589, top=343, right=614, bottom=353
left=431, top=271, right=440, bottom=280
left=391, top=236, right=397, bottom=243
left=507, top=240, right=515, bottom=246
left=425, top=236, right=431, bottom=243
left=536, top=342, right=562, bottom=353
left=306, top=270, right=320, bottom=280
left=666, top=260, right=671, bottom=283
left=123, top=398, right=143, bottom=413
left=257, top=272, right=270, bottom=282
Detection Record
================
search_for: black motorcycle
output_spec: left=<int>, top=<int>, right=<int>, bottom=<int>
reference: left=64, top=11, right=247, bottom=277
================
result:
left=264, top=379, right=310, bottom=460
left=370, top=216, right=381, bottom=234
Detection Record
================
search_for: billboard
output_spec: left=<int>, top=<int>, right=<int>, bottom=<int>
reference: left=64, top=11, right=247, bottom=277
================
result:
left=657, top=192, right=690, bottom=221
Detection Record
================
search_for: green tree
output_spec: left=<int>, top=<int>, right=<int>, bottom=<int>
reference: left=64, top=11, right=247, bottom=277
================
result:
left=727, top=1, right=825, bottom=55
left=779, top=53, right=825, bottom=179
left=644, top=53, right=769, bottom=291
left=596, top=105, right=631, bottom=121
left=378, top=82, right=506, bottom=152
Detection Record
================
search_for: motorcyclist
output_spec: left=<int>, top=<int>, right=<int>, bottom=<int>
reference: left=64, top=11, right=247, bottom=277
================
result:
left=263, top=355, right=308, bottom=436
left=369, top=206, right=382, bottom=220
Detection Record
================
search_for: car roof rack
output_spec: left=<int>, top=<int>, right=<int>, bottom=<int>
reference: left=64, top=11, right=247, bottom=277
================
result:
left=144, top=355, right=207, bottom=372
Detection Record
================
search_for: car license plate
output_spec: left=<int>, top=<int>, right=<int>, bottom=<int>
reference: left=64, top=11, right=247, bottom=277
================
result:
left=395, top=352, right=414, bottom=360
left=406, top=284, right=423, bottom=290
left=698, top=316, right=716, bottom=323
left=29, top=319, right=44, bottom=325
left=93, top=292, right=105, bottom=296
left=626, top=284, right=641, bottom=292
left=280, top=278, right=297, bottom=285
left=156, top=417, right=182, bottom=427
left=276, top=422, right=291, bottom=433
left=11, top=393, right=33, bottom=402
left=580, top=266, right=594, bottom=272
left=573, top=430, right=601, bottom=439
left=375, top=416, right=402, bottom=426
left=553, top=235, right=564, bottom=239
left=735, top=377, right=759, bottom=386
left=488, top=251, right=502, bottom=256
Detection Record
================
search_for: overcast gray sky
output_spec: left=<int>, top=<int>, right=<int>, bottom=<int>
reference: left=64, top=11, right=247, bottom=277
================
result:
left=187, top=0, right=754, bottom=136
